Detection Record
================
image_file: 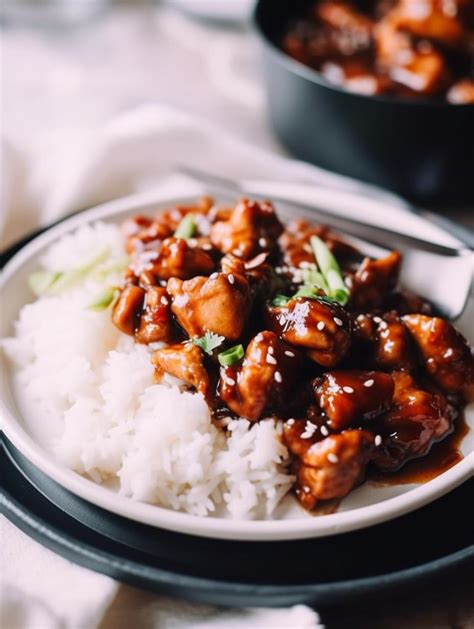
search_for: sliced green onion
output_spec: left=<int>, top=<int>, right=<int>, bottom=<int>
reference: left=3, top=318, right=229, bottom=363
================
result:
left=87, top=287, right=119, bottom=311
left=174, top=214, right=197, bottom=239
left=218, top=344, right=244, bottom=367
left=29, top=271, right=63, bottom=297
left=310, top=236, right=349, bottom=305
left=325, top=269, right=349, bottom=305
left=272, top=294, right=291, bottom=307
left=294, top=286, right=320, bottom=300
left=29, top=247, right=111, bottom=297
left=310, top=236, right=341, bottom=278
left=302, top=267, right=330, bottom=294
left=192, top=331, right=225, bottom=355
left=93, top=255, right=130, bottom=280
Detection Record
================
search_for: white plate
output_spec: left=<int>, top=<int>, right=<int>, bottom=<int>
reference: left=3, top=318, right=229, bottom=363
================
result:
left=1, top=184, right=473, bottom=541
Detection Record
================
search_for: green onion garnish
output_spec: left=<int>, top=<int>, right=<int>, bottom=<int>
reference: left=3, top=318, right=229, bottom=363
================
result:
left=218, top=344, right=244, bottom=367
left=272, top=294, right=291, bottom=307
left=293, top=286, right=320, bottom=300
left=87, top=287, right=119, bottom=311
left=29, top=271, right=63, bottom=297
left=174, top=214, right=197, bottom=239
left=301, top=266, right=330, bottom=294
left=192, top=331, right=225, bottom=355
left=309, top=236, right=350, bottom=305
left=93, top=255, right=130, bottom=280
left=29, top=247, right=111, bottom=297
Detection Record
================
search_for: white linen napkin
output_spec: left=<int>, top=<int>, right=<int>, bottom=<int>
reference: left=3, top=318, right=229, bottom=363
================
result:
left=0, top=103, right=337, bottom=629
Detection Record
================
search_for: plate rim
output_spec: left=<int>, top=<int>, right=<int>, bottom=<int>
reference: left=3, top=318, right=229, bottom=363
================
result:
left=2, top=460, right=473, bottom=606
left=1, top=187, right=473, bottom=542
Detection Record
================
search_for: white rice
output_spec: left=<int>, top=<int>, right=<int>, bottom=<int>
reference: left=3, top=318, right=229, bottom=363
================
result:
left=2, top=222, right=294, bottom=519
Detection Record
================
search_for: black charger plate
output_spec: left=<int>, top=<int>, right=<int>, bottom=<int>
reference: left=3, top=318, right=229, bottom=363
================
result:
left=1, top=435, right=473, bottom=608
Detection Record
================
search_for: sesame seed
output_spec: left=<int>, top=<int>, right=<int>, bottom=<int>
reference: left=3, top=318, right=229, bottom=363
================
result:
left=375, top=435, right=382, bottom=447
left=284, top=350, right=295, bottom=358
left=327, top=453, right=339, bottom=463
left=224, top=377, right=236, bottom=386
left=160, top=296, right=168, bottom=305
left=301, top=432, right=312, bottom=439
left=259, top=237, right=267, bottom=247
left=202, top=243, right=212, bottom=250
left=303, top=485, right=310, bottom=493
left=305, top=420, right=317, bottom=432
left=342, top=386, right=354, bottom=394
left=209, top=272, right=218, bottom=280
left=267, top=355, right=277, bottom=365
left=364, top=379, right=374, bottom=387
left=334, top=317, right=343, bottom=327
left=321, top=425, right=329, bottom=436
left=268, top=346, right=274, bottom=354
left=255, top=333, right=264, bottom=342
left=379, top=321, right=388, bottom=330
left=317, top=321, right=325, bottom=331
left=444, top=348, right=453, bottom=358
left=228, top=274, right=235, bottom=285
left=287, top=418, right=295, bottom=425
left=373, top=316, right=382, bottom=323
left=274, top=371, right=283, bottom=383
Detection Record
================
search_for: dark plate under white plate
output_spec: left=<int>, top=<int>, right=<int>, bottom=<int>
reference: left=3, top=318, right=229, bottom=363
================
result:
left=1, top=435, right=473, bottom=608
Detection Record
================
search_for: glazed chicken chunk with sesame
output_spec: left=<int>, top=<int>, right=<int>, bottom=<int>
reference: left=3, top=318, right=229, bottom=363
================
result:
left=111, top=197, right=472, bottom=511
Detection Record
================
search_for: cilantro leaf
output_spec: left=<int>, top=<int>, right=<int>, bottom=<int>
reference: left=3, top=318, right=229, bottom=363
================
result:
left=192, top=331, right=225, bottom=355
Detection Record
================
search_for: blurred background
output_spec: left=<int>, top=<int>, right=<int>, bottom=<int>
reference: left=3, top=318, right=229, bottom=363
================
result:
left=1, top=0, right=473, bottom=240
left=1, top=1, right=275, bottom=162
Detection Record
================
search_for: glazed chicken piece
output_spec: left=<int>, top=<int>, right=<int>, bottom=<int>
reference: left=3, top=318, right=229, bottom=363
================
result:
left=219, top=331, right=302, bottom=421
left=313, top=370, right=395, bottom=430
left=278, top=220, right=326, bottom=268
left=112, top=285, right=145, bottom=335
left=374, top=15, right=449, bottom=94
left=352, top=312, right=417, bottom=371
left=402, top=314, right=474, bottom=399
left=149, top=237, right=215, bottom=281
left=392, top=0, right=468, bottom=46
left=135, top=286, right=176, bottom=344
left=152, top=342, right=210, bottom=397
left=266, top=296, right=351, bottom=367
left=371, top=371, right=455, bottom=470
left=122, top=215, right=170, bottom=255
left=321, top=59, right=393, bottom=95
left=155, top=196, right=215, bottom=233
left=220, top=253, right=247, bottom=277
left=284, top=419, right=374, bottom=509
left=383, top=289, right=433, bottom=315
left=210, top=198, right=283, bottom=260
left=278, top=220, right=359, bottom=269
left=350, top=251, right=401, bottom=310
left=316, top=0, right=374, bottom=44
left=447, top=78, right=474, bottom=103
left=167, top=272, right=252, bottom=341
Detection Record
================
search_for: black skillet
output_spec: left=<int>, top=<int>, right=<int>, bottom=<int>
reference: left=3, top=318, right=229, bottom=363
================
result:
left=254, top=0, right=474, bottom=206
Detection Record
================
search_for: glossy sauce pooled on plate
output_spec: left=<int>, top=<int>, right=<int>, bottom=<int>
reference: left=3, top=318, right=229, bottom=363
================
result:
left=281, top=0, right=474, bottom=102
left=112, top=197, right=473, bottom=511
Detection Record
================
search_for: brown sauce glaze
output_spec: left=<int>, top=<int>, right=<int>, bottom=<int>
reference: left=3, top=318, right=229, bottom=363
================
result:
left=115, top=197, right=473, bottom=512
left=368, top=414, right=469, bottom=486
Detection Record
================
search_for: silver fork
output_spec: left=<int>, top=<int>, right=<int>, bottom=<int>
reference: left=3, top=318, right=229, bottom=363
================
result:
left=177, top=165, right=473, bottom=321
